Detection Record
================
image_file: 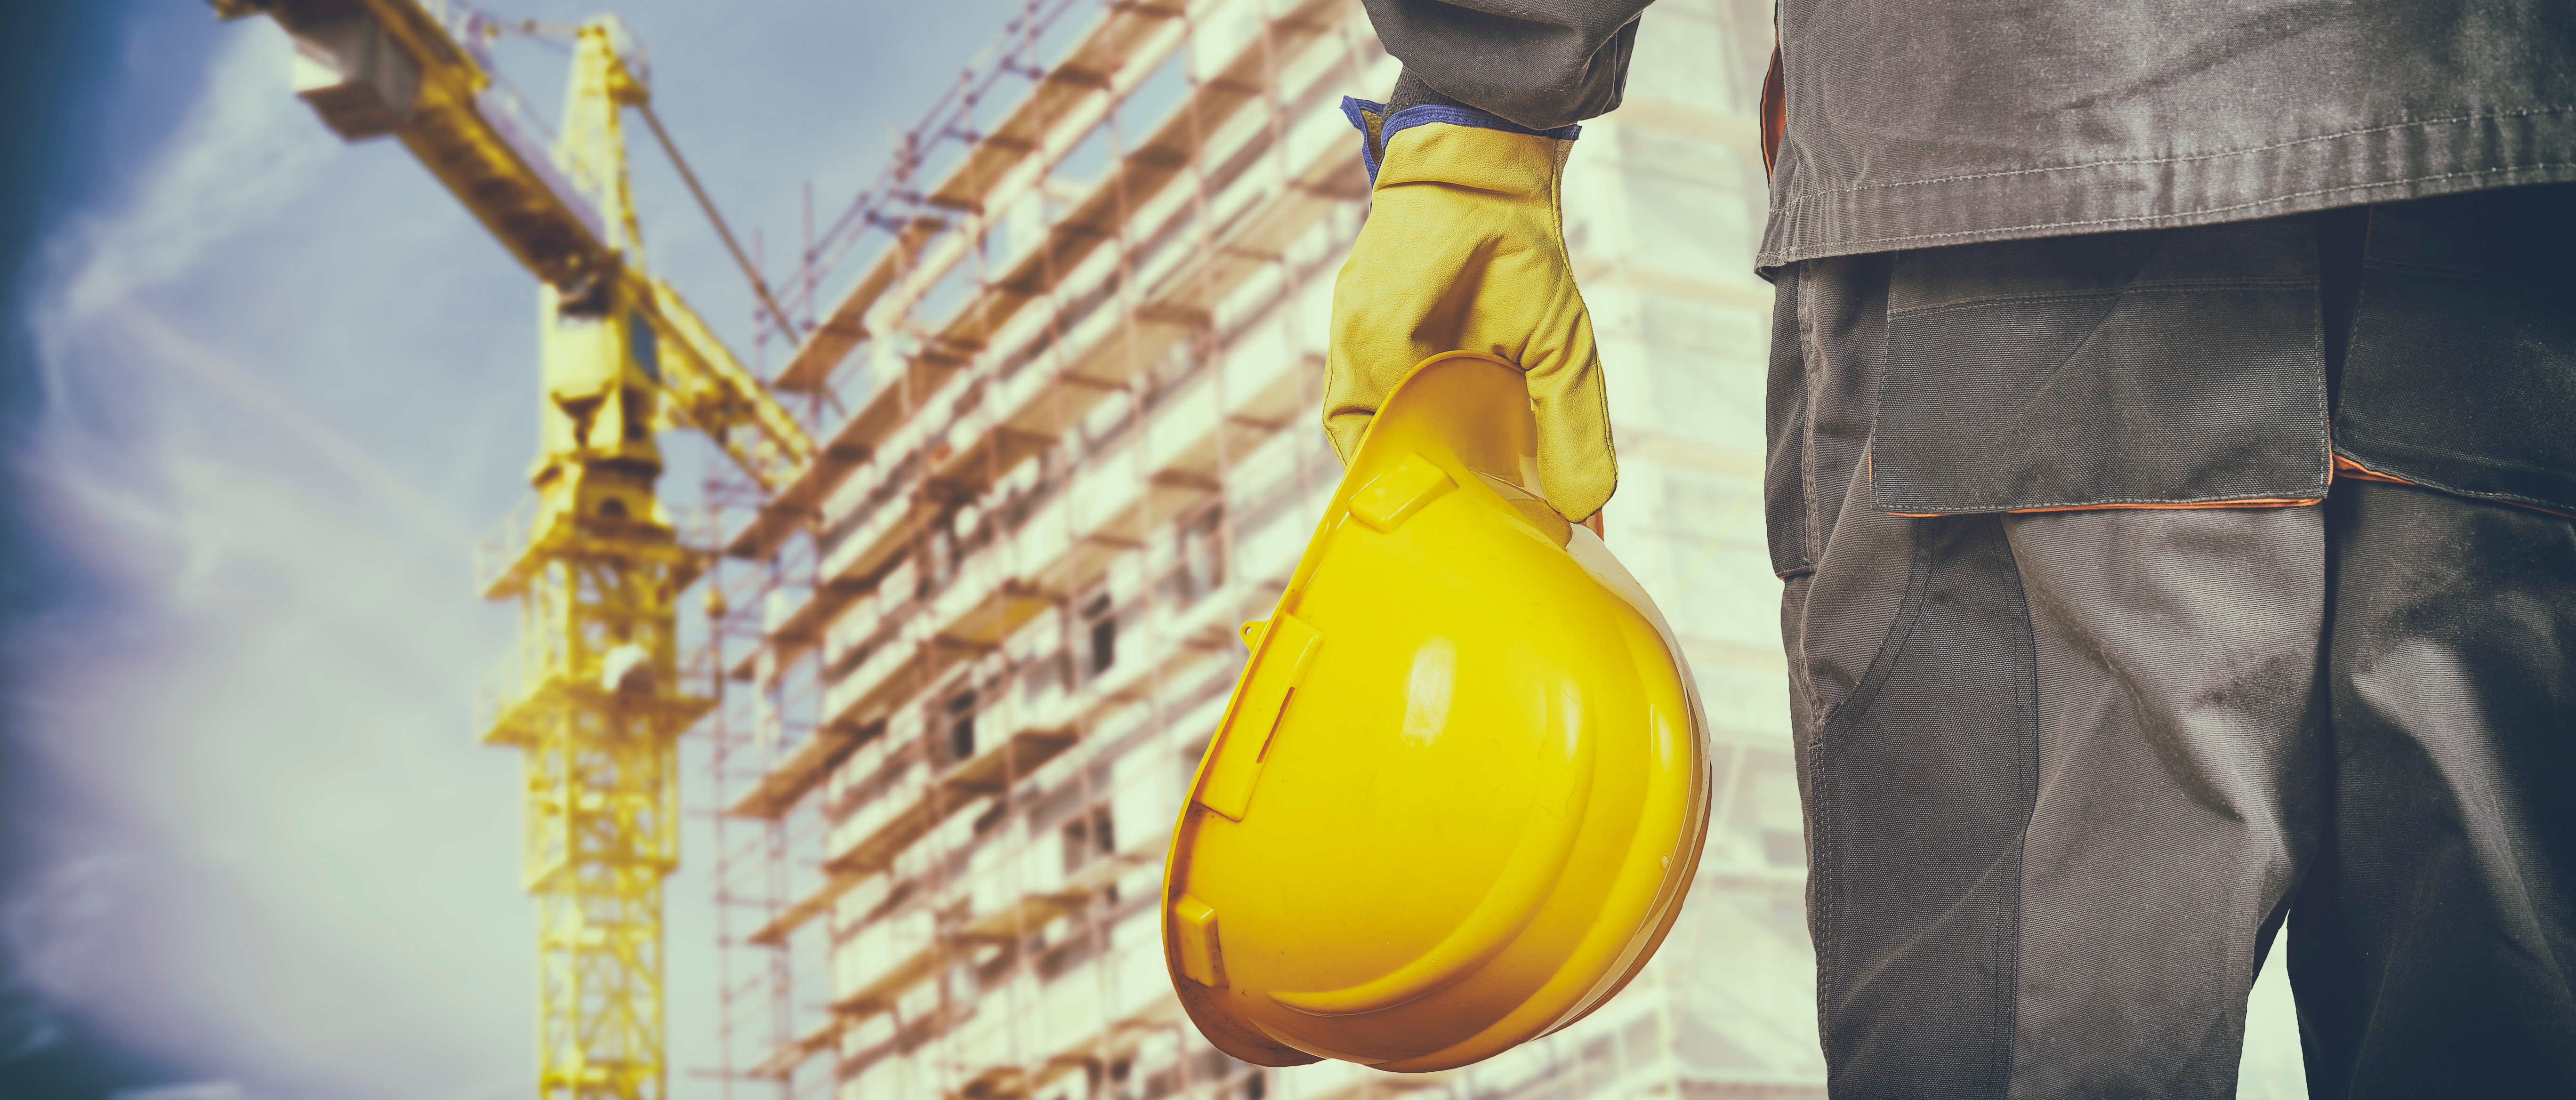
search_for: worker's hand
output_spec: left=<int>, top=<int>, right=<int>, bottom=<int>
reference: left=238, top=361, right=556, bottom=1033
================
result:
left=1325, top=101, right=1615, bottom=524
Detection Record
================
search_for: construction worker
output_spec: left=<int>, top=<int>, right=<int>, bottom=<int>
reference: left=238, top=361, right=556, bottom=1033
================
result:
left=1324, top=1, right=2576, bottom=1096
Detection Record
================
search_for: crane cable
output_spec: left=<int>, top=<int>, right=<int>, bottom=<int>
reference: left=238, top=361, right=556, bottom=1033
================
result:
left=479, top=9, right=801, bottom=348
left=635, top=101, right=802, bottom=345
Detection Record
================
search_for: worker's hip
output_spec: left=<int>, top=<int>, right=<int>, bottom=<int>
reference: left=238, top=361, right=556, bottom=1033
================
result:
left=1760, top=205, right=2576, bottom=1097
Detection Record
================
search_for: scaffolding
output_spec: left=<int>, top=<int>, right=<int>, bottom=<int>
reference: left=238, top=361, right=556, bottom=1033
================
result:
left=700, top=1, right=1381, bottom=1096
left=222, top=0, right=1826, bottom=1095
left=201, top=0, right=1813, bottom=1092
left=700, top=0, right=1819, bottom=1098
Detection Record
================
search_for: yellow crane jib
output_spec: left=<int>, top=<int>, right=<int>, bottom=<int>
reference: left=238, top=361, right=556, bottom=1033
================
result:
left=213, top=0, right=812, bottom=490
left=207, top=3, right=807, bottom=1099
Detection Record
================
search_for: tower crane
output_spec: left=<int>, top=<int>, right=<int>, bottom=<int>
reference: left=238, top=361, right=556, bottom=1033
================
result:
left=207, top=2, right=813, bottom=1098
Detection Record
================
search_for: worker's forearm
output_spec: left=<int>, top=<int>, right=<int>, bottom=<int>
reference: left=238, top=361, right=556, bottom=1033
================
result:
left=1364, top=0, right=1652, bottom=130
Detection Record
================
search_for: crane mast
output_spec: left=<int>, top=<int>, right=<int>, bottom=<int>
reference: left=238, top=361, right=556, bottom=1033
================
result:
left=209, top=3, right=813, bottom=1098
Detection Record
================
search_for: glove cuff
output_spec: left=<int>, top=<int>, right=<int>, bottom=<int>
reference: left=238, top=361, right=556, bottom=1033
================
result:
left=1341, top=96, right=1580, bottom=185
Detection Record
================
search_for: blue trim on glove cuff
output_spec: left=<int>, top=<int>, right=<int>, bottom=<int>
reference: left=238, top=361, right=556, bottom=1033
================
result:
left=1341, top=97, right=1581, bottom=185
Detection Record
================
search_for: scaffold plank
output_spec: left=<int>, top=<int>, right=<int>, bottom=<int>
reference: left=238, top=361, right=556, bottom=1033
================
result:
left=741, top=585, right=1256, bottom=951
left=725, top=0, right=1351, bottom=562
left=756, top=851, right=1158, bottom=1078
left=924, top=2, right=1190, bottom=213
left=771, top=215, right=944, bottom=393
left=748, top=725, right=1076, bottom=948
left=724, top=720, right=864, bottom=819
left=749, top=0, right=1200, bottom=479
left=732, top=91, right=1354, bottom=705
left=741, top=306, right=1327, bottom=808
left=821, top=728, right=1077, bottom=877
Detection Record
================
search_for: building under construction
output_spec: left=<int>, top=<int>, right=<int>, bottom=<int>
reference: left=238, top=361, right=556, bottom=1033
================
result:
left=221, top=0, right=1814, bottom=1095
left=695, top=1, right=1819, bottom=1098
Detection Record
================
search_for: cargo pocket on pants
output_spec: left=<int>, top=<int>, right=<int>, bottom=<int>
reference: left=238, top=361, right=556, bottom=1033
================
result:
left=1870, top=217, right=2332, bottom=515
left=2334, top=183, right=2576, bottom=516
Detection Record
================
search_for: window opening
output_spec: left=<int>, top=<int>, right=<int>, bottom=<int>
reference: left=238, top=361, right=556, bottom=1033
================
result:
left=945, top=688, right=977, bottom=763
left=1175, top=504, right=1225, bottom=603
left=1084, top=593, right=1116, bottom=675
left=1061, top=803, right=1115, bottom=874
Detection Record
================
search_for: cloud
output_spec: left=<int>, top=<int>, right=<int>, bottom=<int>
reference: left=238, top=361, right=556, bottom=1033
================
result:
left=108, top=303, right=480, bottom=552
left=4, top=16, right=530, bottom=1099
left=52, top=21, right=331, bottom=329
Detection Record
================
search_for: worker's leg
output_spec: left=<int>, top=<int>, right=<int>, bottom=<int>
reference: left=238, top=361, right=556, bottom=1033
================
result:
left=1993, top=504, right=2327, bottom=1099
left=1771, top=251, right=2329, bottom=1099
left=1785, top=460, right=2331, bottom=1100
left=2288, top=482, right=2576, bottom=1096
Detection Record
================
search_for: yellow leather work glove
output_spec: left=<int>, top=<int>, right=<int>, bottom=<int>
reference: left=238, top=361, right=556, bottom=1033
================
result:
left=1325, top=99, right=1614, bottom=523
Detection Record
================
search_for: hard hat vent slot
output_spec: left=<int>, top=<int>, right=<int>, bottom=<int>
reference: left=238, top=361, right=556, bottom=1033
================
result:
left=1197, top=613, right=1322, bottom=820
left=1350, top=454, right=1456, bottom=532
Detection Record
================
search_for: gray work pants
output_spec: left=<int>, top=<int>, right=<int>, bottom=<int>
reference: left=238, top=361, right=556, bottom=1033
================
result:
left=1762, top=197, right=2576, bottom=1099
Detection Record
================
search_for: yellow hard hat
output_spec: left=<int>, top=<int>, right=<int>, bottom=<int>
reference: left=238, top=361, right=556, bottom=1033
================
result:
left=1160, top=351, right=1713, bottom=1073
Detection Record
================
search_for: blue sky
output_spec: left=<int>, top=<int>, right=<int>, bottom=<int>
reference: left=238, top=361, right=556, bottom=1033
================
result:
left=0, top=2, right=1032, bottom=1097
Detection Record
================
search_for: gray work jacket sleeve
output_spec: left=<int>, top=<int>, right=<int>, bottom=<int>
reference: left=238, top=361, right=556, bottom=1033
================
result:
left=1362, top=0, right=1653, bottom=130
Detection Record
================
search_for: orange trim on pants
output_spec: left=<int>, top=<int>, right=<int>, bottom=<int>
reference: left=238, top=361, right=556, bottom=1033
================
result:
left=2331, top=453, right=2417, bottom=485
left=1884, top=457, right=2572, bottom=520
left=1887, top=497, right=2323, bottom=518
left=2330, top=454, right=2575, bottom=518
